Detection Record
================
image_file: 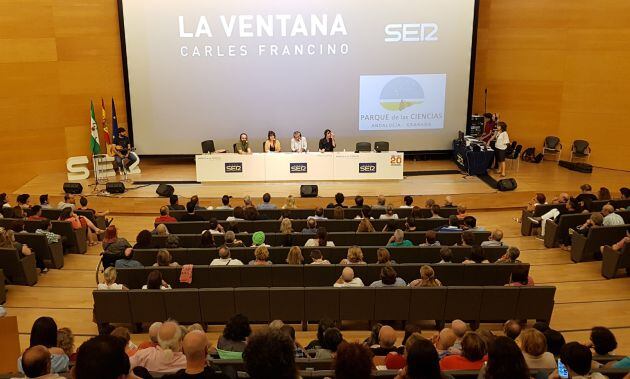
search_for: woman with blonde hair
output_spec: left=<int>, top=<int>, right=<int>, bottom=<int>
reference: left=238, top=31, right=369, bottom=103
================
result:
left=282, top=195, right=297, bottom=209
left=357, top=218, right=375, bottom=233
left=154, top=249, right=179, bottom=267
left=155, top=223, right=169, bottom=236
left=409, top=265, right=442, bottom=287
left=340, top=246, right=366, bottom=265
left=279, top=217, right=295, bottom=246
left=332, top=206, right=345, bottom=220
left=379, top=204, right=399, bottom=220
left=97, top=267, right=128, bottom=290
left=286, top=246, right=304, bottom=265
left=57, top=328, right=76, bottom=363
left=249, top=245, right=272, bottom=265
left=517, top=328, right=556, bottom=369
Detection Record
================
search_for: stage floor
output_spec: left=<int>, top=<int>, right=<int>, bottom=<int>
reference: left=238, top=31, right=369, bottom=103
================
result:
left=13, top=158, right=630, bottom=212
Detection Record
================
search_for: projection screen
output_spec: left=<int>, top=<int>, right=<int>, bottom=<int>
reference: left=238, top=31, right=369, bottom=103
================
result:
left=119, top=0, right=477, bottom=154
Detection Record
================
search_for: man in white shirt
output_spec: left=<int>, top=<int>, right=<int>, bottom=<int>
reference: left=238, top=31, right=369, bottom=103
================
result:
left=481, top=229, right=504, bottom=247
left=309, top=207, right=327, bottom=220
left=57, top=193, right=75, bottom=210
left=210, top=246, right=243, bottom=266
left=602, top=204, right=624, bottom=226
left=333, top=267, right=364, bottom=287
left=291, top=131, right=308, bottom=152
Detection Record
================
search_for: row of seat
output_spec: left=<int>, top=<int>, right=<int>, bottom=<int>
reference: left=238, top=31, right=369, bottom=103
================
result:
left=159, top=218, right=450, bottom=233
left=93, top=285, right=555, bottom=327
left=114, top=263, right=529, bottom=289
left=131, top=246, right=509, bottom=266
left=543, top=211, right=629, bottom=249
left=0, top=218, right=87, bottom=254
left=153, top=230, right=492, bottom=247
left=520, top=199, right=630, bottom=236
left=601, top=244, right=630, bottom=279
left=571, top=224, right=629, bottom=262
left=0, top=248, right=38, bottom=286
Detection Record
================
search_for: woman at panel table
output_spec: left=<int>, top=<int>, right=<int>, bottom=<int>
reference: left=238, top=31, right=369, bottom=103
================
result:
left=291, top=130, right=308, bottom=152
left=318, top=129, right=336, bottom=152
left=237, top=132, right=252, bottom=154
left=263, top=130, right=282, bottom=152
left=487, top=121, right=510, bottom=177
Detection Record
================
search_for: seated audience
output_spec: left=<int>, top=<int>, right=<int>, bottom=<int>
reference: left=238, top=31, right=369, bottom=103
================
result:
left=334, top=342, right=374, bottom=379
left=190, top=195, right=206, bottom=210
left=206, top=218, right=224, bottom=234
left=57, top=193, right=76, bottom=210
left=77, top=196, right=109, bottom=219
left=153, top=249, right=179, bottom=267
left=306, top=318, right=336, bottom=350
left=301, top=218, right=318, bottom=234
left=305, top=227, right=335, bottom=246
left=27, top=205, right=46, bottom=221
left=456, top=205, right=467, bottom=220
left=357, top=217, right=375, bottom=232
left=181, top=202, right=204, bottom=221
left=142, top=270, right=172, bottom=290
left=59, top=206, right=103, bottom=246
left=226, top=206, right=245, bottom=222
left=518, top=328, right=557, bottom=369
left=224, top=230, right=244, bottom=247
left=587, top=326, right=618, bottom=357
left=216, top=195, right=232, bottom=210
left=244, top=206, right=263, bottom=221
left=396, top=337, right=453, bottom=379
left=340, top=245, right=366, bottom=265
left=73, top=335, right=132, bottom=379
left=369, top=265, right=406, bottom=287
left=602, top=204, right=624, bottom=226
left=310, top=207, right=327, bottom=220
left=382, top=219, right=398, bottom=232
left=102, top=225, right=132, bottom=255
left=332, top=205, right=345, bottom=219
left=503, top=320, right=522, bottom=340
left=286, top=246, right=304, bottom=265
left=408, top=265, right=442, bottom=287
left=478, top=336, right=530, bottom=379
left=97, top=267, right=128, bottom=290
left=20, top=345, right=61, bottom=379
left=376, top=247, right=396, bottom=264
left=506, top=266, right=534, bottom=287
left=115, top=247, right=142, bottom=268
left=463, top=246, right=489, bottom=264
left=437, top=215, right=463, bottom=232
left=420, top=230, right=441, bottom=246
left=387, top=229, right=413, bottom=246
left=249, top=245, right=272, bottom=265
left=430, top=204, right=442, bottom=219
left=243, top=329, right=298, bottom=379
left=137, top=322, right=161, bottom=350
left=130, top=321, right=186, bottom=373
left=379, top=204, right=399, bottom=219
left=440, top=332, right=487, bottom=370
left=364, top=324, right=383, bottom=347
left=449, top=320, right=468, bottom=353
left=279, top=325, right=307, bottom=358
left=527, top=193, right=548, bottom=212
left=35, top=219, right=61, bottom=244
left=432, top=328, right=457, bottom=359
left=56, top=327, right=75, bottom=365
left=315, top=328, right=344, bottom=359
left=464, top=216, right=481, bottom=231
left=557, top=342, right=607, bottom=379
left=162, top=330, right=229, bottom=379
left=496, top=246, right=521, bottom=263
left=326, top=192, right=346, bottom=208
left=371, top=325, right=403, bottom=356
left=279, top=218, right=294, bottom=246
left=257, top=192, right=276, bottom=210
left=40, top=194, right=51, bottom=209
left=334, top=267, right=364, bottom=287
left=133, top=230, right=154, bottom=249
left=217, top=314, right=251, bottom=355
left=211, top=245, right=243, bottom=266
left=459, top=230, right=475, bottom=246
left=530, top=198, right=582, bottom=238
left=405, top=217, right=417, bottom=232
left=575, top=184, right=598, bottom=207
left=282, top=195, right=297, bottom=210
left=154, top=223, right=169, bottom=236
left=401, top=195, right=414, bottom=208
left=111, top=327, right=137, bottom=357
left=200, top=230, right=215, bottom=248
left=544, top=329, right=566, bottom=357
left=373, top=195, right=386, bottom=210
left=481, top=229, right=504, bottom=246
left=18, top=317, right=69, bottom=374
left=444, top=196, right=455, bottom=207
left=168, top=195, right=185, bottom=211
left=438, top=246, right=453, bottom=263
left=598, top=187, right=612, bottom=201
left=310, top=249, right=331, bottom=264
left=251, top=231, right=269, bottom=247
left=352, top=195, right=365, bottom=208
left=0, top=227, right=44, bottom=272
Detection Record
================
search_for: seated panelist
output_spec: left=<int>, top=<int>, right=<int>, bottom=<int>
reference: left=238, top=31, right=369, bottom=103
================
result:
left=318, top=129, right=336, bottom=152
left=263, top=130, right=282, bottom=152
left=237, top=132, right=252, bottom=154
left=291, top=130, right=308, bottom=152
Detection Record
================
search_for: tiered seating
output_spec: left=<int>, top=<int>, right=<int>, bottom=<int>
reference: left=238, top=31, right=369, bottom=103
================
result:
left=571, top=224, right=629, bottom=262
left=544, top=210, right=629, bottom=248
left=14, top=233, right=64, bottom=269
left=0, top=218, right=87, bottom=254
left=0, top=247, right=38, bottom=286
left=93, top=286, right=556, bottom=327
left=601, top=244, right=630, bottom=279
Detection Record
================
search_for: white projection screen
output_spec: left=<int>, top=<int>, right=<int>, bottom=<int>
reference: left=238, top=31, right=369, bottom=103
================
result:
left=119, top=0, right=477, bottom=155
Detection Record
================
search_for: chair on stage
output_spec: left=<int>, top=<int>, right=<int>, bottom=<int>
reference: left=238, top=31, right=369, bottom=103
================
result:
left=201, top=140, right=215, bottom=154
left=570, top=139, right=591, bottom=162
left=374, top=141, right=389, bottom=152
left=506, top=144, right=522, bottom=170
left=542, top=136, right=563, bottom=161
left=355, top=142, right=371, bottom=152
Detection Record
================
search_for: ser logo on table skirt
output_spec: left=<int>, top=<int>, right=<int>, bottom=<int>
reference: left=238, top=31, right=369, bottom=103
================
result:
left=359, top=162, right=377, bottom=173
left=289, top=162, right=308, bottom=173
left=224, top=162, right=243, bottom=173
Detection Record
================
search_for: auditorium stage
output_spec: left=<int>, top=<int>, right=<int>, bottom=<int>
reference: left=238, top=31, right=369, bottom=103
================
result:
left=13, top=158, right=630, bottom=213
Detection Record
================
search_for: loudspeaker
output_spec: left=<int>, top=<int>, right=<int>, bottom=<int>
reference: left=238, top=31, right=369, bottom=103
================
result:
left=156, top=184, right=174, bottom=197
left=300, top=185, right=318, bottom=198
left=106, top=182, right=126, bottom=194
left=63, top=183, right=83, bottom=194
left=497, top=178, right=517, bottom=191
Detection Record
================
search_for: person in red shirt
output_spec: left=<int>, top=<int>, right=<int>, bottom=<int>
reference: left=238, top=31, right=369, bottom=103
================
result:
left=155, top=206, right=177, bottom=224
left=479, top=113, right=497, bottom=143
left=27, top=205, right=47, bottom=221
left=439, top=332, right=487, bottom=371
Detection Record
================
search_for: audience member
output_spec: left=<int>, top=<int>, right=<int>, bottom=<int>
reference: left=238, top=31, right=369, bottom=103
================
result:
left=98, top=267, right=128, bottom=290
left=199, top=230, right=215, bottom=248
left=111, top=327, right=138, bottom=356
left=588, top=326, right=618, bottom=356
left=40, top=194, right=51, bottom=209
left=181, top=202, right=204, bottom=221
left=382, top=219, right=398, bottom=232
left=339, top=245, right=366, bottom=265
left=59, top=206, right=102, bottom=245
left=73, top=335, right=132, bottom=379
left=115, top=247, right=142, bottom=268
left=420, top=230, right=441, bottom=246
left=216, top=195, right=232, bottom=210
left=527, top=193, right=548, bottom=212
left=387, top=229, right=413, bottom=246
left=601, top=204, right=624, bottom=226
left=396, top=337, right=452, bottom=379
left=450, top=320, right=468, bottom=353
left=130, top=321, right=186, bottom=373
left=496, top=246, right=521, bottom=263
left=310, top=249, right=331, bottom=264
left=226, top=206, right=244, bottom=222
left=168, top=195, right=185, bottom=211
left=463, top=246, right=489, bottom=264
left=425, top=199, right=436, bottom=208
left=478, top=336, right=530, bottom=379
left=190, top=195, right=206, bottom=210
left=306, top=318, right=336, bottom=350
left=133, top=230, right=154, bottom=249
left=460, top=230, right=475, bottom=246
left=153, top=249, right=179, bottom=267
left=438, top=246, right=453, bottom=263
left=19, top=345, right=60, bottom=379
left=373, top=195, right=386, bottom=210
left=370, top=326, right=403, bottom=356
left=503, top=320, right=522, bottom=340
left=206, top=218, right=224, bottom=234
left=223, top=230, right=244, bottom=247
left=376, top=247, right=395, bottom=264
left=518, top=328, right=556, bottom=369
left=408, top=265, right=442, bottom=287
left=243, top=329, right=298, bottom=379
left=332, top=206, right=345, bottom=219
left=279, top=218, right=294, bottom=246
left=18, top=317, right=69, bottom=374
left=102, top=225, right=131, bottom=255
left=142, top=270, right=172, bottom=290
left=0, top=227, right=43, bottom=272
left=334, top=267, right=365, bottom=287
left=575, top=184, right=598, bottom=207
left=305, top=227, right=335, bottom=246
left=352, top=195, right=365, bottom=208
left=464, top=216, right=481, bottom=231
left=301, top=218, right=318, bottom=234
left=56, top=327, right=76, bottom=364
left=380, top=204, right=399, bottom=220
left=217, top=314, right=251, bottom=354
left=27, top=205, right=46, bottom=221
left=405, top=217, right=417, bottom=232
left=507, top=265, right=534, bottom=287
left=440, top=332, right=487, bottom=370
left=154, top=223, right=169, bottom=236
left=370, top=265, right=406, bottom=287
left=57, top=193, right=75, bottom=210
left=251, top=231, right=269, bottom=247
left=162, top=330, right=229, bottom=379
left=401, top=195, right=414, bottom=208
left=311, top=207, right=327, bottom=220
left=137, top=322, right=162, bottom=350
left=456, top=205, right=467, bottom=220
left=315, top=328, right=344, bottom=359
left=481, top=229, right=504, bottom=247
left=249, top=245, right=272, bottom=265
left=35, top=219, right=61, bottom=244
left=286, top=246, right=304, bottom=265
left=557, top=342, right=607, bottom=379
left=242, top=195, right=253, bottom=208
left=257, top=193, right=276, bottom=210
left=210, top=245, right=243, bottom=266
left=334, top=342, right=374, bottom=379
left=598, top=187, right=612, bottom=201
left=432, top=328, right=457, bottom=359
left=282, top=195, right=297, bottom=209
left=430, top=204, right=442, bottom=219
left=357, top=217, right=375, bottom=232
left=438, top=215, right=463, bottom=232
left=544, top=329, right=566, bottom=357
left=279, top=325, right=307, bottom=358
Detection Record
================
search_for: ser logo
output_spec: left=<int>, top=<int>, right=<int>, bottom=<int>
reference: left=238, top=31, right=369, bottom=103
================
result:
left=224, top=162, right=243, bottom=173
left=359, top=162, right=377, bottom=173
left=289, top=162, right=308, bottom=173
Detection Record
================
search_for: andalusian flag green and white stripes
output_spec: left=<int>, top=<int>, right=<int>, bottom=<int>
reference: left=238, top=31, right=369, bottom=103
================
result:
left=89, top=101, right=101, bottom=155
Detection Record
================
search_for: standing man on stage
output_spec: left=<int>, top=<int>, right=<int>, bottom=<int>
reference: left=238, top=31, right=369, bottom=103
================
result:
left=291, top=131, right=308, bottom=152
left=113, top=127, right=136, bottom=174
left=237, top=133, right=252, bottom=154
left=318, top=129, right=336, bottom=152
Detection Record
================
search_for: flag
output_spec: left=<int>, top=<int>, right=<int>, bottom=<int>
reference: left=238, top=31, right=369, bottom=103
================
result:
left=101, top=98, right=111, bottom=145
left=89, top=101, right=101, bottom=155
left=111, top=98, right=119, bottom=143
